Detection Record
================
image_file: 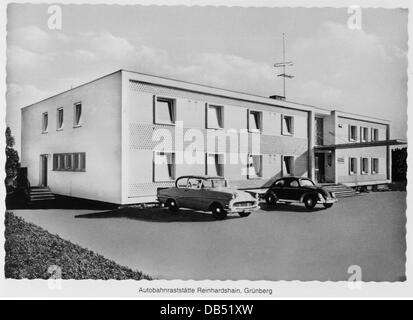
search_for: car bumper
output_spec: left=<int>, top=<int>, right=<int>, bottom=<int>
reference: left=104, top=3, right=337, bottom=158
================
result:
left=318, top=197, right=338, bottom=204
left=226, top=204, right=260, bottom=214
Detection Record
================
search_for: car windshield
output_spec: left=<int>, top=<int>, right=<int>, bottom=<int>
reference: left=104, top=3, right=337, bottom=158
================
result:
left=203, top=178, right=227, bottom=188
left=300, top=179, right=315, bottom=187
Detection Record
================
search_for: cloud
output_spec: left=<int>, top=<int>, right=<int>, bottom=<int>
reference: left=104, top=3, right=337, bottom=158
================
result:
left=8, top=25, right=62, bottom=53
left=289, top=21, right=406, bottom=108
left=7, top=83, right=51, bottom=108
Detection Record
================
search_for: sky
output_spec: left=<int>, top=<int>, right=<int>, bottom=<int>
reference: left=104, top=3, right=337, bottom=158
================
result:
left=6, top=4, right=408, bottom=152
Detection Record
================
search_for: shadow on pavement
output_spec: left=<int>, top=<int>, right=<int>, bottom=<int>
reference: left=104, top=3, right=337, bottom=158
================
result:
left=259, top=202, right=326, bottom=213
left=74, top=207, right=242, bottom=223
left=6, top=194, right=118, bottom=211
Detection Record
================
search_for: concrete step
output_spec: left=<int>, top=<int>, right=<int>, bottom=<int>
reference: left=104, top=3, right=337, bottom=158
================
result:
left=29, top=193, right=55, bottom=198
left=30, top=189, right=53, bottom=194
left=28, top=187, right=55, bottom=202
left=322, top=184, right=356, bottom=198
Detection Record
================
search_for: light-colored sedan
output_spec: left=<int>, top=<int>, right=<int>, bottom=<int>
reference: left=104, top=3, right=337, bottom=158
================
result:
left=157, top=175, right=259, bottom=220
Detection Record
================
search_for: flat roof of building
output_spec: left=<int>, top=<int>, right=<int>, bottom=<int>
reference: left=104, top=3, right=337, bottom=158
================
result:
left=21, top=69, right=390, bottom=124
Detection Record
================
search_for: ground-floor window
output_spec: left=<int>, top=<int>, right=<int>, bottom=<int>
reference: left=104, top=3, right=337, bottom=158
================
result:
left=247, top=154, right=263, bottom=178
left=371, top=158, right=379, bottom=174
left=361, top=157, right=369, bottom=174
left=154, top=151, right=175, bottom=181
left=53, top=153, right=86, bottom=171
left=282, top=156, right=294, bottom=176
left=206, top=153, right=224, bottom=177
left=349, top=157, right=357, bottom=175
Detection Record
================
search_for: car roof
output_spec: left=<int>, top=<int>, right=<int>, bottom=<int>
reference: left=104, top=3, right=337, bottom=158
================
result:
left=177, top=175, right=225, bottom=180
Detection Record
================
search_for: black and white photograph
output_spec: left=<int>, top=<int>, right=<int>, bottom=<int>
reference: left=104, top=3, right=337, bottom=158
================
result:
left=0, top=0, right=411, bottom=298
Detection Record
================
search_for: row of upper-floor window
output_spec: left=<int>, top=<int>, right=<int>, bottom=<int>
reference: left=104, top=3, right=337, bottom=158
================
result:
left=348, top=124, right=381, bottom=142
left=154, top=96, right=295, bottom=136
left=41, top=103, right=82, bottom=133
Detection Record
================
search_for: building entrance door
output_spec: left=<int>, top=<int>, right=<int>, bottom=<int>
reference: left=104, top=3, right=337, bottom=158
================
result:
left=314, top=153, right=325, bottom=184
left=40, top=155, right=48, bottom=186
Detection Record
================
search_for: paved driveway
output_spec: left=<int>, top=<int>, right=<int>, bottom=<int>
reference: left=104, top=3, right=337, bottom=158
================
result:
left=12, top=191, right=406, bottom=281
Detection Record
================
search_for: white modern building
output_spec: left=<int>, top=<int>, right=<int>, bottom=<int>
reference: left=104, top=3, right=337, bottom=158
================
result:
left=20, top=69, right=402, bottom=204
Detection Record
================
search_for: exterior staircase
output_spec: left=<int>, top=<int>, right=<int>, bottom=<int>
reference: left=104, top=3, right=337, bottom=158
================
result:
left=321, top=183, right=357, bottom=198
left=28, top=186, right=55, bottom=202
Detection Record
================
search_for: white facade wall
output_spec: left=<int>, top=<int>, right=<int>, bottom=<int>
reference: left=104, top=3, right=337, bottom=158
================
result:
left=122, top=71, right=309, bottom=203
left=21, top=72, right=122, bottom=203
left=334, top=116, right=389, bottom=185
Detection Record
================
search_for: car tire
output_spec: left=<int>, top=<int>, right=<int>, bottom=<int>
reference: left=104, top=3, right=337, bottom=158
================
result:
left=211, top=203, right=228, bottom=220
left=265, top=192, right=277, bottom=205
left=166, top=199, right=179, bottom=212
left=303, top=195, right=317, bottom=210
left=323, top=203, right=333, bottom=209
left=238, top=212, right=251, bottom=217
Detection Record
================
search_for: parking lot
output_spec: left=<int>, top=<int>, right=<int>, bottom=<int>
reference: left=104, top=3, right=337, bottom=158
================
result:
left=12, top=191, right=406, bottom=281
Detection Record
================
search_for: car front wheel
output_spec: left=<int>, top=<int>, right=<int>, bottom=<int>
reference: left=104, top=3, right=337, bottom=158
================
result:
left=166, top=199, right=179, bottom=212
left=265, top=192, right=277, bottom=205
left=303, top=195, right=317, bottom=210
left=323, top=203, right=333, bottom=209
left=211, top=203, right=228, bottom=220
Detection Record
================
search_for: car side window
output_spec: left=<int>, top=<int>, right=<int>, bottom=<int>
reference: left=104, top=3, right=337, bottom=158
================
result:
left=177, top=178, right=188, bottom=188
left=290, top=180, right=299, bottom=187
left=203, top=179, right=213, bottom=189
left=274, top=179, right=285, bottom=187
left=187, top=178, right=202, bottom=189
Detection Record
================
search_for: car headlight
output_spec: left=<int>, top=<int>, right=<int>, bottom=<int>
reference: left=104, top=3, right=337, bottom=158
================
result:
left=318, top=193, right=324, bottom=201
left=232, top=192, right=238, bottom=199
left=331, top=192, right=336, bottom=198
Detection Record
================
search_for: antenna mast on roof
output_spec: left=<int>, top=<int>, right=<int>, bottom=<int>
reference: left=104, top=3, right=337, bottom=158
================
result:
left=274, top=33, right=294, bottom=98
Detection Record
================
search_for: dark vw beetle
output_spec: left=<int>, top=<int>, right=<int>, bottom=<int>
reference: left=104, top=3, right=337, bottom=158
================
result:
left=264, top=176, right=337, bottom=210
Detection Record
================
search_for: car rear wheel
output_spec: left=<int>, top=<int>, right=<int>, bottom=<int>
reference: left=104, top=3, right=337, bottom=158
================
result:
left=211, top=203, right=227, bottom=220
left=303, top=195, right=317, bottom=210
left=265, top=192, right=277, bottom=205
left=238, top=212, right=251, bottom=217
left=323, top=203, right=333, bottom=209
left=166, top=199, right=179, bottom=212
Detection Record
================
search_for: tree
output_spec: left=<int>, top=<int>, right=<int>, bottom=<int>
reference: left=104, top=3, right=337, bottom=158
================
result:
left=392, top=147, right=407, bottom=182
left=5, top=127, right=20, bottom=192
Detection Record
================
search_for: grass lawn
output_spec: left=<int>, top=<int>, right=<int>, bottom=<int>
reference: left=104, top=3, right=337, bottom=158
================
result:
left=4, top=211, right=151, bottom=280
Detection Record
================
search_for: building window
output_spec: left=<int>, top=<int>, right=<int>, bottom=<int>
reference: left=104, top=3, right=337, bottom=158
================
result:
left=57, top=108, right=64, bottom=130
left=361, top=127, right=369, bottom=142
left=361, top=157, right=369, bottom=174
left=154, top=97, right=176, bottom=125
left=154, top=151, right=175, bottom=181
left=247, top=154, right=263, bottom=179
left=207, top=104, right=224, bottom=129
left=349, top=125, right=357, bottom=141
left=282, top=156, right=294, bottom=176
left=74, top=103, right=82, bottom=127
left=42, top=112, right=48, bottom=133
left=206, top=153, right=224, bottom=177
left=248, top=110, right=262, bottom=132
left=371, top=128, right=379, bottom=141
left=349, top=157, right=357, bottom=175
left=53, top=153, right=86, bottom=171
left=371, top=158, right=379, bottom=174
left=281, top=115, right=294, bottom=135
